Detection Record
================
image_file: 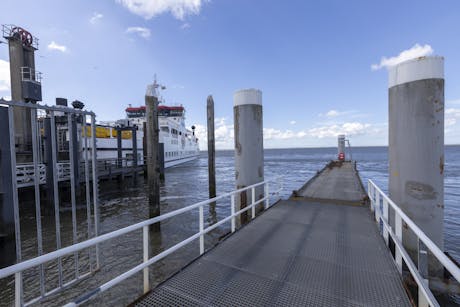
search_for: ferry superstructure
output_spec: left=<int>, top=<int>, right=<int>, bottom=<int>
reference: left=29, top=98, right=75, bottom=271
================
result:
left=92, top=104, right=200, bottom=168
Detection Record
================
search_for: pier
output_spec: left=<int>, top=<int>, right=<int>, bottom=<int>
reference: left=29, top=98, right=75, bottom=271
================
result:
left=134, top=162, right=410, bottom=306
left=0, top=23, right=459, bottom=307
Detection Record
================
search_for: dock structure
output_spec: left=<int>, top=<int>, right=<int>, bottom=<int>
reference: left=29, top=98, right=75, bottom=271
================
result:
left=134, top=162, right=411, bottom=306
left=294, top=161, right=367, bottom=205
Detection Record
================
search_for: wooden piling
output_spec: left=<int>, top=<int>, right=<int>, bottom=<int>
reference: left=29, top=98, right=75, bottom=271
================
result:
left=145, top=85, right=160, bottom=225
left=207, top=95, right=217, bottom=223
left=207, top=95, right=216, bottom=199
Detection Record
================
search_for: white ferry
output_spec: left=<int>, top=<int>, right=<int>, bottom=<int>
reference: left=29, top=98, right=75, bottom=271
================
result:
left=91, top=104, right=200, bottom=168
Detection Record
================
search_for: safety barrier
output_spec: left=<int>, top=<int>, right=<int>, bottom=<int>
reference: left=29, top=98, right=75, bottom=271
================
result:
left=0, top=177, right=283, bottom=306
left=368, top=180, right=460, bottom=307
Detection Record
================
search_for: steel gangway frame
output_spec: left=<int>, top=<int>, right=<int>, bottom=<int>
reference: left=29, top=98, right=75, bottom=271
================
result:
left=0, top=99, right=101, bottom=306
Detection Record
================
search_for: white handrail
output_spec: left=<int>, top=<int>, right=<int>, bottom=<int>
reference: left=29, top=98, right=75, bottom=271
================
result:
left=369, top=179, right=460, bottom=282
left=0, top=177, right=283, bottom=306
left=368, top=179, right=460, bottom=307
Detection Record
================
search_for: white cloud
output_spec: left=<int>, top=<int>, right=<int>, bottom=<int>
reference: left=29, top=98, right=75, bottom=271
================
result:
left=319, top=109, right=368, bottom=119
left=325, top=110, right=340, bottom=117
left=446, top=108, right=460, bottom=127
left=263, top=128, right=311, bottom=140
left=264, top=128, right=295, bottom=140
left=47, top=41, right=68, bottom=53
left=117, top=0, right=204, bottom=20
left=326, top=110, right=339, bottom=117
left=193, top=117, right=235, bottom=150
left=371, top=44, right=433, bottom=71
left=214, top=117, right=234, bottom=143
left=192, top=123, right=207, bottom=149
left=126, top=27, right=151, bottom=39
left=181, top=23, right=191, bottom=30
left=289, top=120, right=296, bottom=125
left=90, top=12, right=104, bottom=24
left=0, top=59, right=10, bottom=92
left=308, top=122, right=372, bottom=138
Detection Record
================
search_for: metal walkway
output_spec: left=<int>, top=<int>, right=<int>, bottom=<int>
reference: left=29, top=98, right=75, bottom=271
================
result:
left=296, top=161, right=367, bottom=205
left=135, top=199, right=411, bottom=306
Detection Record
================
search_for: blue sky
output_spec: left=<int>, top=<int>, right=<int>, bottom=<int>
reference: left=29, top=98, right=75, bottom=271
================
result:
left=1, top=0, right=460, bottom=149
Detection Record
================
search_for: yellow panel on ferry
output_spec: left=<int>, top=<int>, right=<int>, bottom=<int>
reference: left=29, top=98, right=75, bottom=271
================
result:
left=82, top=126, right=111, bottom=138
left=97, top=127, right=111, bottom=138
left=111, top=129, right=132, bottom=139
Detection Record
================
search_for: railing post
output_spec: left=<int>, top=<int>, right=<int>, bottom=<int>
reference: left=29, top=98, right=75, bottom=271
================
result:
left=265, top=182, right=270, bottom=209
left=369, top=183, right=375, bottom=212
left=142, top=225, right=149, bottom=294
left=375, top=191, right=380, bottom=223
left=418, top=239, right=429, bottom=307
left=199, top=205, right=204, bottom=255
left=251, top=187, right=255, bottom=219
left=395, top=213, right=403, bottom=274
left=231, top=194, right=236, bottom=232
left=383, top=198, right=389, bottom=245
left=15, top=272, right=22, bottom=307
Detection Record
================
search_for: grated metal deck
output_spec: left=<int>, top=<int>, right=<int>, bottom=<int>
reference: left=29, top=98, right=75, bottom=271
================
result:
left=135, top=200, right=411, bottom=306
left=296, top=161, right=367, bottom=205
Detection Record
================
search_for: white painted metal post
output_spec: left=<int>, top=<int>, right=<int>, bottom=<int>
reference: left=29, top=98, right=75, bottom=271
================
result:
left=142, top=225, right=149, bottom=294
left=383, top=198, right=389, bottom=245
left=251, top=187, right=255, bottom=219
left=14, top=272, right=22, bottom=307
left=231, top=194, right=235, bottom=232
left=395, top=213, right=403, bottom=274
left=265, top=183, right=270, bottom=209
left=418, top=239, right=429, bottom=307
left=369, top=184, right=375, bottom=212
left=199, top=205, right=204, bottom=255
left=375, top=191, right=380, bottom=222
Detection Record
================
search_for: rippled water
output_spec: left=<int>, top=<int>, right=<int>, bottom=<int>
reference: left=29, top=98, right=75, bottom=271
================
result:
left=1, top=146, right=459, bottom=306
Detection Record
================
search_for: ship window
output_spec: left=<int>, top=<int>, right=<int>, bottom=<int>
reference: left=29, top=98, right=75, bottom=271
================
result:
left=161, top=127, right=169, bottom=133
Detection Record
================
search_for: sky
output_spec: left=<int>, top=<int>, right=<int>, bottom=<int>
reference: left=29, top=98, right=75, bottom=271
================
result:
left=1, top=0, right=460, bottom=149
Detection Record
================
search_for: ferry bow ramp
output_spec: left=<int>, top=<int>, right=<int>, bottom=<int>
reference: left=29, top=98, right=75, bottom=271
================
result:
left=134, top=161, right=411, bottom=306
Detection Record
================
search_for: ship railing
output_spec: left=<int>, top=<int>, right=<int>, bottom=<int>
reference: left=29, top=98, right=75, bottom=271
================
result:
left=16, top=163, right=46, bottom=188
left=15, top=159, right=137, bottom=187
left=0, top=176, right=283, bottom=307
left=57, top=162, right=71, bottom=181
left=368, top=179, right=460, bottom=307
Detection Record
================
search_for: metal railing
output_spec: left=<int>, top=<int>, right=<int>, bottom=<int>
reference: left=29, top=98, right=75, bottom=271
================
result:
left=368, top=180, right=460, bottom=307
left=16, top=164, right=46, bottom=187
left=20, top=67, right=42, bottom=83
left=0, top=177, right=283, bottom=306
left=1, top=24, right=39, bottom=49
left=0, top=100, right=100, bottom=307
left=15, top=158, right=141, bottom=187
